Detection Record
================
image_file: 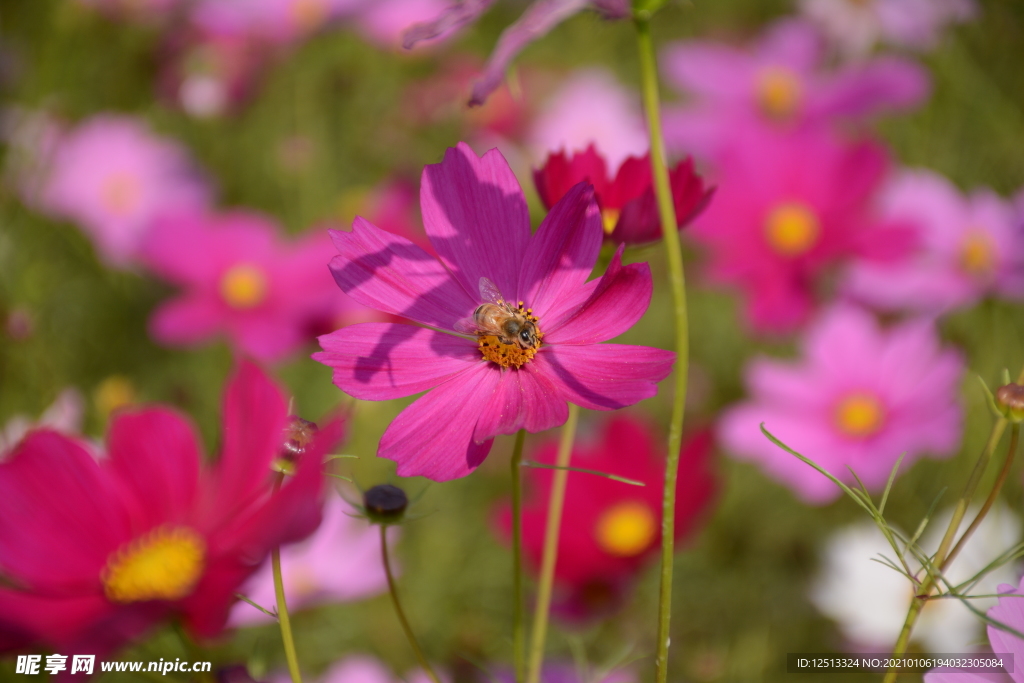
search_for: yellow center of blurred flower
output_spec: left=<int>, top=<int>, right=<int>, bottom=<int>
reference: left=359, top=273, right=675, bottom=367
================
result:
left=755, top=67, right=803, bottom=121
left=100, top=172, right=141, bottom=217
left=959, top=229, right=995, bottom=276
left=290, top=0, right=329, bottom=32
left=595, top=501, right=657, bottom=557
left=94, top=375, right=136, bottom=421
left=601, top=208, right=620, bottom=235
left=764, top=202, right=821, bottom=256
left=102, top=527, right=205, bottom=604
left=834, top=393, right=885, bottom=438
left=219, top=264, right=268, bottom=309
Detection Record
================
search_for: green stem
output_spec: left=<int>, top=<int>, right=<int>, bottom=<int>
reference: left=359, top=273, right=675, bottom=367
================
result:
left=635, top=15, right=689, bottom=683
left=270, top=474, right=303, bottom=683
left=510, top=429, right=527, bottom=683
left=525, top=404, right=580, bottom=683
left=380, top=525, right=443, bottom=683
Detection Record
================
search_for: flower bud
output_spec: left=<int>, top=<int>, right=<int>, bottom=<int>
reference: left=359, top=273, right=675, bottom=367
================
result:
left=996, top=384, right=1024, bottom=423
left=363, top=484, right=408, bottom=525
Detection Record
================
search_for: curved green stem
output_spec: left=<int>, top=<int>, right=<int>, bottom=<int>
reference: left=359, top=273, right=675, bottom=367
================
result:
left=510, top=429, right=527, bottom=683
left=525, top=404, right=580, bottom=683
left=380, top=526, right=443, bottom=683
left=635, top=15, right=689, bottom=683
left=271, top=474, right=303, bottom=683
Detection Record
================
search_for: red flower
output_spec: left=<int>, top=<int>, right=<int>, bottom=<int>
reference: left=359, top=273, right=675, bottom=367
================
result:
left=497, top=415, right=716, bottom=620
left=0, top=362, right=342, bottom=658
left=533, top=144, right=713, bottom=246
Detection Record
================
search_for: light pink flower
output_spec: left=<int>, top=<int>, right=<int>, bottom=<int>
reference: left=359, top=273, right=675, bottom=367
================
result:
left=662, top=18, right=929, bottom=160
left=142, top=210, right=372, bottom=362
left=190, top=0, right=363, bottom=45
left=353, top=0, right=453, bottom=48
left=719, top=305, right=964, bottom=504
left=686, top=123, right=915, bottom=333
left=38, top=115, right=211, bottom=267
left=314, top=143, right=673, bottom=481
left=271, top=655, right=442, bottom=683
left=844, top=169, right=1024, bottom=315
left=800, top=0, right=976, bottom=60
left=529, top=69, right=648, bottom=171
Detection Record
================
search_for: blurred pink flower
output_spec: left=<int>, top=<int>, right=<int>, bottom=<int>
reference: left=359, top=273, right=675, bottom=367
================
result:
left=495, top=662, right=635, bottom=683
left=687, top=124, right=915, bottom=333
left=142, top=209, right=372, bottom=362
left=403, top=1, right=631, bottom=105
left=271, top=655, right=442, bottom=683
left=38, top=115, right=211, bottom=267
left=190, top=0, right=363, bottom=45
left=229, top=495, right=393, bottom=626
left=925, top=574, right=1024, bottom=683
left=314, top=143, right=673, bottom=481
left=844, top=169, right=1024, bottom=315
left=0, top=362, right=341, bottom=659
left=529, top=69, right=648, bottom=171
left=719, top=305, right=964, bottom=504
left=800, top=0, right=976, bottom=60
left=662, top=19, right=929, bottom=160
left=353, top=0, right=453, bottom=48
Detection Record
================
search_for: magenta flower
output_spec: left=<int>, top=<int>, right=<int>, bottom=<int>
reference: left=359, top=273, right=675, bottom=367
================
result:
left=687, top=123, right=916, bottom=333
left=314, top=143, right=673, bottom=481
left=229, top=495, right=393, bottom=626
left=142, top=209, right=373, bottom=362
left=37, top=115, right=211, bottom=267
left=0, top=362, right=341, bottom=658
left=719, top=305, right=964, bottom=504
left=353, top=0, right=453, bottom=48
left=843, top=168, right=1024, bottom=315
left=190, top=0, right=362, bottom=45
left=661, top=18, right=929, bottom=160
left=403, top=1, right=630, bottom=105
left=925, top=574, right=1024, bottom=683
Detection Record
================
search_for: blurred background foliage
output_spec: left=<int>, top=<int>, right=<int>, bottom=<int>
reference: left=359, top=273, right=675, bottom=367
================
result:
left=2, top=0, right=1024, bottom=681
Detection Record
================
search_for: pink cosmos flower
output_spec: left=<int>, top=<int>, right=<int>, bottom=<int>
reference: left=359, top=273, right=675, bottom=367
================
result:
left=37, top=115, right=211, bottom=267
left=229, top=495, right=393, bottom=626
left=190, top=0, right=363, bottom=45
left=314, top=143, right=674, bottom=481
left=687, top=123, right=915, bottom=333
left=142, top=209, right=373, bottom=362
left=403, top=1, right=631, bottom=105
left=497, top=415, right=715, bottom=621
left=800, top=0, right=976, bottom=60
left=719, top=305, right=964, bottom=504
left=925, top=574, right=1024, bottom=682
left=0, top=362, right=342, bottom=658
left=271, top=655, right=443, bottom=683
left=528, top=69, right=648, bottom=172
left=843, top=168, right=1024, bottom=315
left=661, top=18, right=929, bottom=160
left=353, top=0, right=453, bottom=48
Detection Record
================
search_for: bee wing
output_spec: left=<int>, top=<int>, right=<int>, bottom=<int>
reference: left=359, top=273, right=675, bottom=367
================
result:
left=454, top=316, right=486, bottom=335
left=478, top=277, right=505, bottom=305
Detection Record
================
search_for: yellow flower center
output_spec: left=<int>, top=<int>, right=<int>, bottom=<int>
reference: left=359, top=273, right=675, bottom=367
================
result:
left=94, top=375, right=136, bottom=421
left=595, top=501, right=657, bottom=557
left=219, top=264, right=268, bottom=309
left=764, top=202, right=821, bottom=256
left=290, top=0, right=329, bottom=32
left=755, top=67, right=803, bottom=121
left=100, top=172, right=141, bottom=217
left=476, top=301, right=543, bottom=369
left=834, top=393, right=885, bottom=438
left=959, top=229, right=995, bottom=277
left=601, top=207, right=621, bottom=235
left=102, top=526, right=205, bottom=603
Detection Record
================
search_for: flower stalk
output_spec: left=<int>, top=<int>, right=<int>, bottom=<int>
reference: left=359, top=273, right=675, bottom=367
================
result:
left=270, top=473, right=303, bottom=683
left=525, top=404, right=580, bottom=683
left=635, top=13, right=690, bottom=683
left=510, top=429, right=527, bottom=683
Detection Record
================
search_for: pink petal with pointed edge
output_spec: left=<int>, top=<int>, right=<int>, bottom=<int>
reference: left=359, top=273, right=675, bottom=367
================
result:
left=149, top=295, right=223, bottom=345
left=0, top=431, right=128, bottom=591
left=537, top=344, right=673, bottom=410
left=519, top=182, right=602, bottom=316
left=107, top=408, right=200, bottom=532
left=473, top=364, right=569, bottom=443
left=202, top=361, right=288, bottom=530
left=379, top=364, right=500, bottom=481
left=328, top=219, right=476, bottom=330
left=813, top=57, right=929, bottom=120
left=661, top=42, right=752, bottom=100
left=544, top=249, right=653, bottom=344
left=315, top=323, right=481, bottom=400
left=0, top=590, right=118, bottom=645
left=419, top=143, right=531, bottom=301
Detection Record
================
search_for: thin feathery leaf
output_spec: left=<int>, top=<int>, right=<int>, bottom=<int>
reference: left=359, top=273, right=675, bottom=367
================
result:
left=879, top=453, right=905, bottom=515
left=522, top=461, right=646, bottom=486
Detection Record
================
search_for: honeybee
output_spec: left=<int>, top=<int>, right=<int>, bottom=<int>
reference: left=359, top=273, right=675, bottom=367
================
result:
left=454, top=277, right=541, bottom=350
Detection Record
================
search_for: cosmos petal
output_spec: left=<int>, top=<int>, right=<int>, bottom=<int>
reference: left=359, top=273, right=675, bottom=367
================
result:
left=537, top=343, right=673, bottom=410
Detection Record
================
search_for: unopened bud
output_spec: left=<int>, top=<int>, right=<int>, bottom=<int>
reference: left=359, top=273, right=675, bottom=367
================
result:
left=363, top=484, right=408, bottom=525
left=996, top=384, right=1024, bottom=423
